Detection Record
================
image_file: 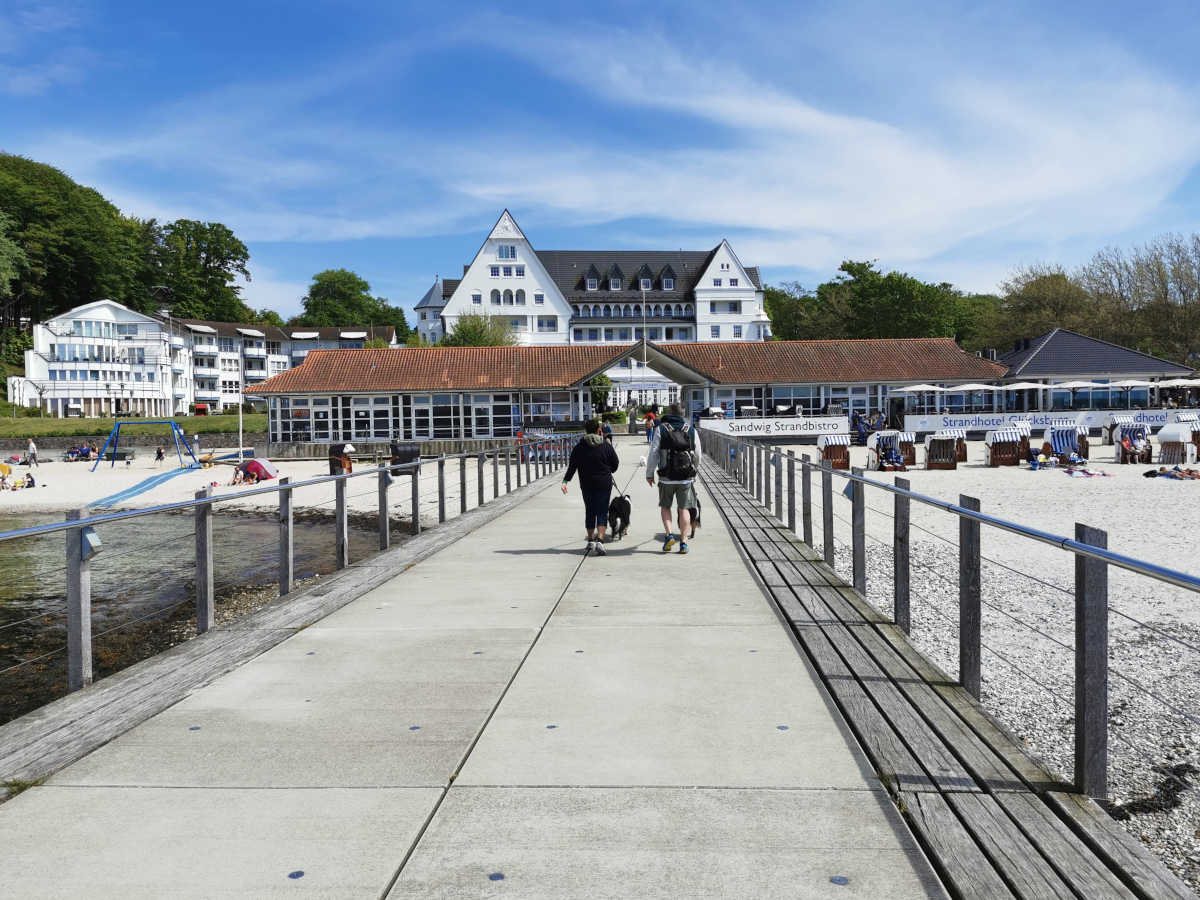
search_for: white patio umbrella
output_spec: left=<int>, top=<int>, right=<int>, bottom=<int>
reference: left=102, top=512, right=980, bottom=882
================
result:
left=949, top=383, right=1004, bottom=392
left=892, top=384, right=946, bottom=392
left=1052, top=380, right=1105, bottom=389
left=1156, top=377, right=1200, bottom=387
left=1002, top=381, right=1044, bottom=390
left=1109, top=379, right=1154, bottom=388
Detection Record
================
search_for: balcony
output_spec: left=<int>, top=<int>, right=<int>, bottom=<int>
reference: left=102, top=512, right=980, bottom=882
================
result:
left=170, top=335, right=186, bottom=349
left=192, top=364, right=219, bottom=377
left=173, top=388, right=187, bottom=398
left=244, top=369, right=269, bottom=381
left=193, top=341, right=217, bottom=353
left=569, top=314, right=694, bottom=325
left=172, top=364, right=185, bottom=375
left=195, top=388, right=220, bottom=401
left=242, top=346, right=267, bottom=358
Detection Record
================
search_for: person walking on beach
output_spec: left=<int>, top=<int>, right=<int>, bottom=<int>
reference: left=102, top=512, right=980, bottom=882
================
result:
left=647, top=403, right=697, bottom=554
left=26, top=438, right=38, bottom=467
left=561, top=419, right=620, bottom=556
left=154, top=446, right=165, bottom=467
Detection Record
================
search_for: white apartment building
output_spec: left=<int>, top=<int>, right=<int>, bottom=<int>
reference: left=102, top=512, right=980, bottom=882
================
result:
left=6, top=299, right=398, bottom=418
left=414, top=210, right=772, bottom=405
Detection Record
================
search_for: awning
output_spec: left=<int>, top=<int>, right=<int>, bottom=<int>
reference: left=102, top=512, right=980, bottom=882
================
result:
left=236, top=328, right=265, bottom=337
left=290, top=331, right=318, bottom=339
left=340, top=331, right=367, bottom=339
left=184, top=323, right=217, bottom=334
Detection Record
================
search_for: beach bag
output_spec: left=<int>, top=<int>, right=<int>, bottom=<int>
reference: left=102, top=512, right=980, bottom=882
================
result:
left=658, top=424, right=696, bottom=480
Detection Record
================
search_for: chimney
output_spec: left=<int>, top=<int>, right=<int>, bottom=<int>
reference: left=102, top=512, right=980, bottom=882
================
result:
left=984, top=348, right=997, bottom=361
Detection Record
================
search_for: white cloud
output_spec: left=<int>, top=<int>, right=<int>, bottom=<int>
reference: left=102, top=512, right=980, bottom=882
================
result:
left=236, top=264, right=308, bottom=319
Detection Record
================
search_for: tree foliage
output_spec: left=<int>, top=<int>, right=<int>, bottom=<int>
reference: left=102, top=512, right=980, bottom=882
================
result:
left=155, top=219, right=253, bottom=321
left=440, top=312, right=515, bottom=347
left=289, top=269, right=409, bottom=339
left=589, top=373, right=612, bottom=410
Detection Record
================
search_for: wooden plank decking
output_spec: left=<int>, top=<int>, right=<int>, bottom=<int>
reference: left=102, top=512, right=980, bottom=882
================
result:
left=700, top=457, right=1195, bottom=900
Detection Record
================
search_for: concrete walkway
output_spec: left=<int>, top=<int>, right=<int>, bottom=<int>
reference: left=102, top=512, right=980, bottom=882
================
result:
left=0, top=440, right=944, bottom=898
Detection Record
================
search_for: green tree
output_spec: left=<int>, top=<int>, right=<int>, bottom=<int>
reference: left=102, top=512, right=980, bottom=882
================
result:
left=289, top=268, right=410, bottom=339
left=157, top=219, right=253, bottom=321
left=0, top=211, right=26, bottom=301
left=253, top=308, right=285, bottom=327
left=440, top=312, right=515, bottom=347
left=0, top=153, right=139, bottom=328
left=826, top=261, right=960, bottom=339
left=364, top=336, right=390, bottom=348
left=763, top=282, right=816, bottom=340
left=589, top=373, right=612, bottom=410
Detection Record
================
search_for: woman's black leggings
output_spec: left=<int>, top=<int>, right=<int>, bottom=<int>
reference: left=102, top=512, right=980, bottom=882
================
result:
left=582, top=486, right=612, bottom=530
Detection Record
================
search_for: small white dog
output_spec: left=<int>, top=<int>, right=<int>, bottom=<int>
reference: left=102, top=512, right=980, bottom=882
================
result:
left=638, top=455, right=647, bottom=467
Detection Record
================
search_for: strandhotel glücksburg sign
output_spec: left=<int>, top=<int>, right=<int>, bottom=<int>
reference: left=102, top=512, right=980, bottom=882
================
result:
left=903, top=409, right=1200, bottom=433
left=700, top=416, right=850, bottom=436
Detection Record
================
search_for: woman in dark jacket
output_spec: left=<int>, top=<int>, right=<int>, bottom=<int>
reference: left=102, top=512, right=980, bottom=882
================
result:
left=561, top=419, right=620, bottom=555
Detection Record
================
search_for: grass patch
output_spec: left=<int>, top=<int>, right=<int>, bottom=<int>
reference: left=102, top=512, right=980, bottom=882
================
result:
left=2, top=776, right=46, bottom=798
left=0, top=414, right=268, bottom=439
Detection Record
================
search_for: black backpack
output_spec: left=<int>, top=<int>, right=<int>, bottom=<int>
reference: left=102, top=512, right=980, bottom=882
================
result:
left=659, top=424, right=696, bottom=480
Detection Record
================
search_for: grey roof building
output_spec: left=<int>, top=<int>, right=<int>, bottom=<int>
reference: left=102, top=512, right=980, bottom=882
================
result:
left=999, top=328, right=1192, bottom=379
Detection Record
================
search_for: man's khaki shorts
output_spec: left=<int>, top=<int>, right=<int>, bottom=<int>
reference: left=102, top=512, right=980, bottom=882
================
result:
left=657, top=482, right=697, bottom=509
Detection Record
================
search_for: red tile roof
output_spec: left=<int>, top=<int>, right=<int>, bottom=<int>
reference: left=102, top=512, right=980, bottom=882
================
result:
left=245, top=338, right=1007, bottom=395
left=657, top=338, right=1008, bottom=384
left=244, top=345, right=633, bottom=394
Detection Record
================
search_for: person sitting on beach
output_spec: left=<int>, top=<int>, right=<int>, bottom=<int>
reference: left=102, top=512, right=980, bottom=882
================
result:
left=0, top=474, right=8, bottom=490
left=26, top=473, right=35, bottom=488
left=243, top=471, right=258, bottom=485
left=229, top=469, right=244, bottom=486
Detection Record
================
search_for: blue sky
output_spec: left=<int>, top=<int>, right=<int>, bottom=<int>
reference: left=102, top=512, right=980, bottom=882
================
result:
left=3, top=0, right=1200, bottom=322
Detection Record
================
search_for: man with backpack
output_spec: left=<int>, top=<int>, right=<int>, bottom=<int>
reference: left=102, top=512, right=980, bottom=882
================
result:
left=647, top=403, right=698, bottom=554
left=562, top=419, right=621, bottom=555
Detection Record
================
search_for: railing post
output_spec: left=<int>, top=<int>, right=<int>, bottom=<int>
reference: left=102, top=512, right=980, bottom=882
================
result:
left=278, top=475, right=295, bottom=594
left=410, top=466, right=421, bottom=535
left=492, top=448, right=500, bottom=499
left=335, top=477, right=348, bottom=570
left=821, top=460, right=834, bottom=567
left=851, top=467, right=866, bottom=594
left=773, top=448, right=783, bottom=521
left=786, top=450, right=796, bottom=533
left=959, top=495, right=981, bottom=698
left=525, top=444, right=532, bottom=484
left=377, top=464, right=390, bottom=551
left=1075, top=523, right=1109, bottom=798
left=437, top=456, right=446, bottom=523
left=893, top=476, right=911, bottom=634
left=801, top=455, right=813, bottom=546
left=506, top=446, right=514, bottom=491
left=65, top=509, right=92, bottom=692
left=195, top=486, right=214, bottom=632
left=460, top=454, right=468, bottom=514
left=477, top=452, right=486, bottom=507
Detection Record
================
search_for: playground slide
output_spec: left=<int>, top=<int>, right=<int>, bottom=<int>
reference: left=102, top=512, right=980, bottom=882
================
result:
left=88, top=451, right=250, bottom=510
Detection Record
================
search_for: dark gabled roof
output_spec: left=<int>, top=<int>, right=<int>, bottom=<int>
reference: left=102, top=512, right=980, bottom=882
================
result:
left=176, top=318, right=396, bottom=343
left=999, top=328, right=1192, bottom=378
left=441, top=278, right=460, bottom=300
left=535, top=248, right=761, bottom=299
left=414, top=280, right=443, bottom=309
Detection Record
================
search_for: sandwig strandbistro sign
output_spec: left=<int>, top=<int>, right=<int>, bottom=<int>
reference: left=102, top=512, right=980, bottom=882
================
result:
left=699, top=416, right=850, bottom=436
left=902, top=408, right=1200, bottom=433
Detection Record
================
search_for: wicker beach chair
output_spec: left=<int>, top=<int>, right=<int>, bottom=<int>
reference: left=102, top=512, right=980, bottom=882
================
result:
left=1157, top=424, right=1198, bottom=466
left=817, top=433, right=851, bottom=470
left=867, top=430, right=907, bottom=471
left=1113, top=424, right=1152, bottom=464
left=984, top=428, right=1021, bottom=467
left=924, top=433, right=958, bottom=470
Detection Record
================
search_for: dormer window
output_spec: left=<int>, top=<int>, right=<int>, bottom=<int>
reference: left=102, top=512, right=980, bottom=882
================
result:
left=713, top=278, right=722, bottom=287
left=610, top=277, right=621, bottom=290
left=587, top=278, right=598, bottom=290
left=498, top=245, right=517, bottom=259
left=720, top=262, right=729, bottom=270
left=640, top=278, right=651, bottom=291
left=663, top=277, right=675, bottom=290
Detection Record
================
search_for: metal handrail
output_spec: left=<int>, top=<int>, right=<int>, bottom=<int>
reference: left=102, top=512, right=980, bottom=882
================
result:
left=703, top=430, right=1200, bottom=595
left=0, top=440, right=558, bottom=544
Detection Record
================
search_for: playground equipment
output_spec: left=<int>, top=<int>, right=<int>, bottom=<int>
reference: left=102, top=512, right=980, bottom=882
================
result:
left=91, top=420, right=198, bottom=472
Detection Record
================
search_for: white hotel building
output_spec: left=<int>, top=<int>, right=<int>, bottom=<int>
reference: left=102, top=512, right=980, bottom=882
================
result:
left=6, top=299, right=398, bottom=418
left=414, top=210, right=771, bottom=404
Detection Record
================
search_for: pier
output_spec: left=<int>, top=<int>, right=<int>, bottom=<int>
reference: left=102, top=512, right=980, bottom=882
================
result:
left=0, top=438, right=1194, bottom=897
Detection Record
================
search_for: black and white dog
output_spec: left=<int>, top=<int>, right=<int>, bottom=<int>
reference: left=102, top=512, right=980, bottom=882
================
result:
left=608, top=493, right=632, bottom=540
left=688, top=497, right=701, bottom=538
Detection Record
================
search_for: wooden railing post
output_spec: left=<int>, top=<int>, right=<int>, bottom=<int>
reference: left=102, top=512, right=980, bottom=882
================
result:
left=477, top=452, right=486, bottom=507
left=335, top=477, right=349, bottom=570
left=492, top=449, right=500, bottom=499
left=525, top=444, right=532, bottom=485
left=410, top=466, right=421, bottom=535
left=506, top=446, right=513, bottom=493
left=786, top=450, right=796, bottom=533
left=1075, top=523, right=1109, bottom=798
left=801, top=455, right=813, bottom=546
left=893, top=476, right=911, bottom=634
left=437, top=457, right=446, bottom=523
left=959, top=495, right=981, bottom=698
left=377, top=464, right=390, bottom=551
left=459, top=454, right=468, bottom=514
left=851, top=467, right=866, bottom=595
left=279, top=476, right=294, bottom=592
left=773, top=448, right=783, bottom=521
left=821, top=460, right=834, bottom=567
left=195, top=486, right=214, bottom=632
left=65, top=510, right=93, bottom=692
